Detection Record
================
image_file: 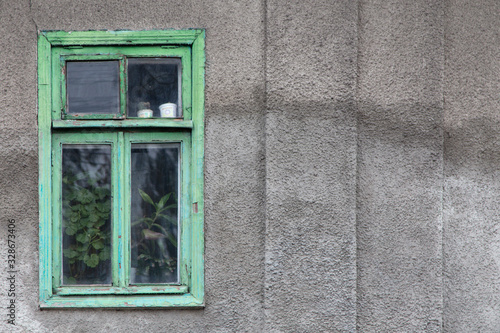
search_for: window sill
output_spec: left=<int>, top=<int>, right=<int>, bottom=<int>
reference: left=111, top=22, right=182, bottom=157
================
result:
left=55, top=285, right=188, bottom=296
left=40, top=293, right=204, bottom=309
left=52, top=119, right=193, bottom=129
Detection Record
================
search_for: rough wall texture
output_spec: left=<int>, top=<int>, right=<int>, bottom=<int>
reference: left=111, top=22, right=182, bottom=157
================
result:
left=0, top=0, right=498, bottom=332
left=443, top=0, right=500, bottom=332
left=264, top=0, right=358, bottom=332
left=1, top=0, right=267, bottom=332
left=356, top=0, right=444, bottom=331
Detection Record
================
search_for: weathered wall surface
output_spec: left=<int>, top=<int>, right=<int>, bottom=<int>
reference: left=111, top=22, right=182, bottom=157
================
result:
left=0, top=1, right=45, bottom=333
left=356, top=0, right=444, bottom=331
left=264, top=0, right=358, bottom=331
left=0, top=0, right=499, bottom=332
left=1, top=0, right=267, bottom=332
left=443, top=0, right=500, bottom=332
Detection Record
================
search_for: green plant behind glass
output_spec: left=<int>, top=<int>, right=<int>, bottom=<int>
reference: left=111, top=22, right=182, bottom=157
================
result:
left=62, top=173, right=111, bottom=284
left=132, top=189, right=177, bottom=283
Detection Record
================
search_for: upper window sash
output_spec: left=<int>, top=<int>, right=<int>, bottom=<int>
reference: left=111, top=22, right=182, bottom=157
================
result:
left=52, top=46, right=192, bottom=121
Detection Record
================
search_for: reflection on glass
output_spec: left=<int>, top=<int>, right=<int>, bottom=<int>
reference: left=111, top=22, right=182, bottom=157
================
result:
left=127, top=58, right=182, bottom=117
left=67, top=61, right=120, bottom=115
left=130, top=144, right=179, bottom=284
left=62, top=145, right=112, bottom=285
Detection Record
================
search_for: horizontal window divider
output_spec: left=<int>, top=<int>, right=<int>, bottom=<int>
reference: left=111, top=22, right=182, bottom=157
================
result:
left=40, top=294, right=203, bottom=309
left=52, top=119, right=193, bottom=129
left=55, top=285, right=188, bottom=296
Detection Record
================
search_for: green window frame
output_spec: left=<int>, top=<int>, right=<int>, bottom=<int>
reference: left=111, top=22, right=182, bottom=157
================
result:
left=38, top=30, right=205, bottom=308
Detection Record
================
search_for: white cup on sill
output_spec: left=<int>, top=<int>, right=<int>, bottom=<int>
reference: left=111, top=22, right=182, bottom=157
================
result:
left=159, top=103, right=177, bottom=118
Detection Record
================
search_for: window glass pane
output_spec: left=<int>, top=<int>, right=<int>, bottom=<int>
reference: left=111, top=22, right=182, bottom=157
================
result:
left=130, top=144, right=179, bottom=284
left=127, top=58, right=182, bottom=118
left=66, top=61, right=120, bottom=115
left=61, top=145, right=112, bottom=285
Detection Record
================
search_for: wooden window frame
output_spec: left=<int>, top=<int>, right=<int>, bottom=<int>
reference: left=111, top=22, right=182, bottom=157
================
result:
left=38, top=30, right=205, bottom=308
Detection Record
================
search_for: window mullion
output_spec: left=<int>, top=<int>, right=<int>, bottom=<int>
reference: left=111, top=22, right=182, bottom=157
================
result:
left=119, top=58, right=126, bottom=118
left=51, top=138, right=63, bottom=290
left=120, top=132, right=130, bottom=287
left=52, top=48, right=63, bottom=121
left=112, top=132, right=127, bottom=287
left=181, top=48, right=192, bottom=120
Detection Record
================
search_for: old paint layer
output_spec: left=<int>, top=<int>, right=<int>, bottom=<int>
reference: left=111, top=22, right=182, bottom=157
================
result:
left=52, top=119, right=193, bottom=129
left=38, top=30, right=205, bottom=308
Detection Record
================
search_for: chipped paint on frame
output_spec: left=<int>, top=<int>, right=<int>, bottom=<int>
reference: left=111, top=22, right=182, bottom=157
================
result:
left=38, top=30, right=205, bottom=308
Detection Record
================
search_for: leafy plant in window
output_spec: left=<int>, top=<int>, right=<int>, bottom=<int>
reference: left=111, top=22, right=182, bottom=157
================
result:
left=131, top=189, right=177, bottom=283
left=62, top=173, right=111, bottom=284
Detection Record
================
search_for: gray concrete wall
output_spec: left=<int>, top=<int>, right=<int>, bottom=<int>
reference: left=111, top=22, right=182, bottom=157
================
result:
left=2, top=0, right=267, bottom=332
left=356, top=0, right=444, bottom=331
left=264, top=0, right=358, bottom=331
left=0, top=0, right=499, bottom=332
left=443, top=0, right=500, bottom=331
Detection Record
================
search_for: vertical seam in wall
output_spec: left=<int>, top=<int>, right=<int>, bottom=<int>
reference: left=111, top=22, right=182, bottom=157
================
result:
left=262, top=0, right=269, bottom=330
left=355, top=0, right=362, bottom=331
left=441, top=0, right=447, bottom=331
left=29, top=0, right=38, bottom=32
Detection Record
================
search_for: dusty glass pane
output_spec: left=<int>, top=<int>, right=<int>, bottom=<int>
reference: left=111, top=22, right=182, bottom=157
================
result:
left=127, top=58, right=182, bottom=118
left=130, top=144, right=179, bottom=284
left=66, top=61, right=120, bottom=115
left=61, top=145, right=112, bottom=285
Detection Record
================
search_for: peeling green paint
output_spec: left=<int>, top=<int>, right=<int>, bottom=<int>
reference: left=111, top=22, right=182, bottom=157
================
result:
left=38, top=30, right=205, bottom=308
